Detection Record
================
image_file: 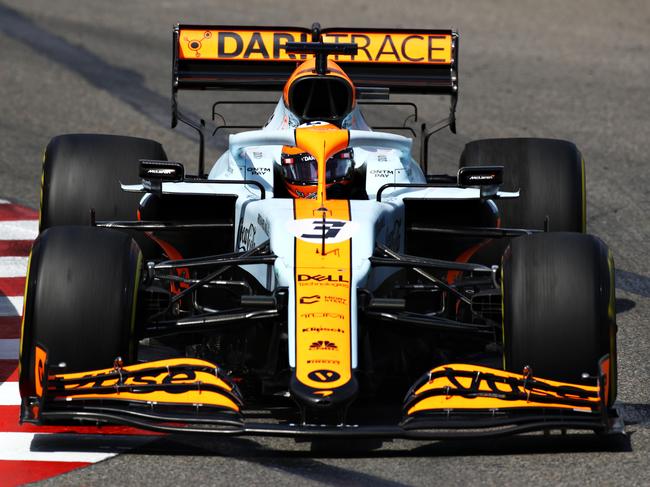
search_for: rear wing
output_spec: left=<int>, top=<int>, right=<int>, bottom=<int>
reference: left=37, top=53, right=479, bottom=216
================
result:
left=173, top=25, right=458, bottom=95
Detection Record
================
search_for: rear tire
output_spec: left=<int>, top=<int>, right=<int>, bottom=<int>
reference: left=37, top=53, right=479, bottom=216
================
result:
left=501, top=232, right=617, bottom=404
left=40, top=133, right=167, bottom=230
left=459, top=138, right=585, bottom=232
left=19, top=226, right=142, bottom=397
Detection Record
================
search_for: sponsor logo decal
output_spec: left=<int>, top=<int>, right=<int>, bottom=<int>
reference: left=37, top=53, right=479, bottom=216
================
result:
left=325, top=296, right=347, bottom=305
left=34, top=346, right=47, bottom=397
left=298, top=274, right=348, bottom=283
left=301, top=312, right=344, bottom=320
left=309, top=340, right=338, bottom=351
left=256, top=214, right=270, bottom=235
left=238, top=223, right=257, bottom=251
left=246, top=166, right=270, bottom=176
left=179, top=29, right=453, bottom=64
left=307, top=360, right=341, bottom=365
left=313, top=390, right=333, bottom=397
left=145, top=168, right=177, bottom=176
left=184, top=30, right=213, bottom=57
left=62, top=368, right=207, bottom=393
left=302, top=327, right=345, bottom=334
left=308, top=370, right=341, bottom=383
left=369, top=169, right=394, bottom=178
left=300, top=294, right=320, bottom=304
left=468, top=174, right=495, bottom=181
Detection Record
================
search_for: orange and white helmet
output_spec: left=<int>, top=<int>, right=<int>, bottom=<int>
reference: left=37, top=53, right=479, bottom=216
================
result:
left=280, top=144, right=354, bottom=199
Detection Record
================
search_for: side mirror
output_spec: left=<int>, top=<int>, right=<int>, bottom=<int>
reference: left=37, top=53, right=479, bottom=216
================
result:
left=457, top=165, right=503, bottom=198
left=139, top=160, right=185, bottom=193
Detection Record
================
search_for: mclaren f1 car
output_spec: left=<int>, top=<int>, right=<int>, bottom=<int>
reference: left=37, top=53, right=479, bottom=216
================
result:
left=19, top=24, right=622, bottom=439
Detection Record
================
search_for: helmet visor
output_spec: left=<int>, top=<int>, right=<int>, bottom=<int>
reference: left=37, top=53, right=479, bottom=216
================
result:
left=281, top=148, right=353, bottom=185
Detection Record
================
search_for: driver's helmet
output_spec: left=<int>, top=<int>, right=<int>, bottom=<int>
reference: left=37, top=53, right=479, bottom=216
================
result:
left=280, top=145, right=354, bottom=199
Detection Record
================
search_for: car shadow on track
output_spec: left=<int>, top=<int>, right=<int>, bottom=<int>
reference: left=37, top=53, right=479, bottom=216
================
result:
left=79, top=430, right=633, bottom=459
left=26, top=407, right=649, bottom=487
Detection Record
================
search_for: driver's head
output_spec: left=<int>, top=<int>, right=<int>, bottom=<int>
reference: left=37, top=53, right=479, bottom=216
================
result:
left=282, top=58, right=356, bottom=126
left=280, top=145, right=354, bottom=199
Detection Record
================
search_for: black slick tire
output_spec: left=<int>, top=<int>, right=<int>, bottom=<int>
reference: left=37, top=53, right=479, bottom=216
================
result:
left=501, top=232, right=617, bottom=404
left=19, top=226, right=142, bottom=397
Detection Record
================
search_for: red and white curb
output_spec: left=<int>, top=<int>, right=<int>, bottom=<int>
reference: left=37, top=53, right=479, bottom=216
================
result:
left=0, top=200, right=158, bottom=486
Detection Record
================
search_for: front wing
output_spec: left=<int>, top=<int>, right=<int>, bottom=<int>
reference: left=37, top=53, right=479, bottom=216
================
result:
left=21, top=353, right=622, bottom=439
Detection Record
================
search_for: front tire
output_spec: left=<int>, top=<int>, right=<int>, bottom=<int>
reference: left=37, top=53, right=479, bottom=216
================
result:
left=501, top=232, right=617, bottom=404
left=20, top=226, right=142, bottom=397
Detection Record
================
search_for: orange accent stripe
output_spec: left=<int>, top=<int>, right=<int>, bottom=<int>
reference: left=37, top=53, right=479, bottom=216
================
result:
left=446, top=241, right=487, bottom=284
left=49, top=358, right=239, bottom=412
left=446, top=217, right=499, bottom=284
left=294, top=124, right=349, bottom=206
left=294, top=198, right=352, bottom=390
left=147, top=234, right=189, bottom=294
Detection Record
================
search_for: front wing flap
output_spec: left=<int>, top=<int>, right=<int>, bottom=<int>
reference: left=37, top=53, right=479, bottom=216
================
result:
left=22, top=353, right=622, bottom=439
left=21, top=354, right=244, bottom=428
left=401, top=362, right=621, bottom=437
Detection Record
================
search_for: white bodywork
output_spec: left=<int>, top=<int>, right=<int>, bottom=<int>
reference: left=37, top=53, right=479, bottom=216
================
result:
left=123, top=101, right=517, bottom=369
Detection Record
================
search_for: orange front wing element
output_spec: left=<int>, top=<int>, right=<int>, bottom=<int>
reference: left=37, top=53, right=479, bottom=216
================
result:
left=44, top=358, right=242, bottom=413
left=404, top=364, right=602, bottom=416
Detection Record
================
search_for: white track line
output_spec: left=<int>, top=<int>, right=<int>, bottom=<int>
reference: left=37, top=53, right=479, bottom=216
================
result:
left=0, top=256, right=29, bottom=278
left=0, top=296, right=22, bottom=317
left=0, top=220, right=39, bottom=240
left=0, top=432, right=116, bottom=462
left=0, top=381, right=19, bottom=406
left=0, top=339, right=19, bottom=360
left=0, top=199, right=9, bottom=205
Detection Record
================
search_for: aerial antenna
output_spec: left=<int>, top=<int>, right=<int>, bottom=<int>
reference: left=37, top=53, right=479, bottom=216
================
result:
left=311, top=22, right=321, bottom=42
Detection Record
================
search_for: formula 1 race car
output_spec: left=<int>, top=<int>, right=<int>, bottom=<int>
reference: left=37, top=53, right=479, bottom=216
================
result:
left=19, top=24, right=622, bottom=439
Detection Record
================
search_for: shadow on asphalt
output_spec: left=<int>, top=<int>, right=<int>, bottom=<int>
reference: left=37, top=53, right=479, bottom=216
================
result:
left=616, top=298, right=636, bottom=314
left=47, top=428, right=628, bottom=459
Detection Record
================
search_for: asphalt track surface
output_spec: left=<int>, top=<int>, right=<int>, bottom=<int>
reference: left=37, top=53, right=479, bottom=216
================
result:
left=0, top=0, right=649, bottom=485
